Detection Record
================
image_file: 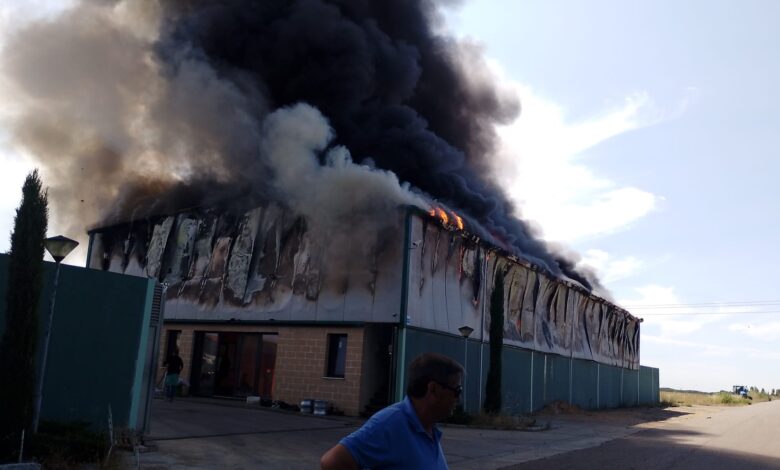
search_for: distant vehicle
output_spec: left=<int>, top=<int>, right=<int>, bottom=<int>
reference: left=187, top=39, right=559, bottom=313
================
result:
left=732, top=385, right=751, bottom=399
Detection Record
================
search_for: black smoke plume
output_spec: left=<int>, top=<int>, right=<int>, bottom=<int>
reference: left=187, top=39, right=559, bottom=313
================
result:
left=1, top=0, right=603, bottom=291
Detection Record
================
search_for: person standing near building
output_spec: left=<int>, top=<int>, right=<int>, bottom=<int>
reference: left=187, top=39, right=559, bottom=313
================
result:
left=163, top=349, right=184, bottom=402
left=320, top=352, right=463, bottom=469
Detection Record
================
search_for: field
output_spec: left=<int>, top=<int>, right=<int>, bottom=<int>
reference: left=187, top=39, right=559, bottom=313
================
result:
left=661, top=388, right=775, bottom=407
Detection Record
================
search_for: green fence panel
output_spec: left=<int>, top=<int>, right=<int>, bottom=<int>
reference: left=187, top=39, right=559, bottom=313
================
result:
left=622, top=368, right=639, bottom=407
left=638, top=366, right=656, bottom=404
left=502, top=347, right=532, bottom=415
left=529, top=351, right=545, bottom=411
left=571, top=359, right=598, bottom=409
left=598, top=364, right=622, bottom=409
left=653, top=368, right=660, bottom=403
left=543, top=355, right=571, bottom=406
left=0, top=255, right=155, bottom=429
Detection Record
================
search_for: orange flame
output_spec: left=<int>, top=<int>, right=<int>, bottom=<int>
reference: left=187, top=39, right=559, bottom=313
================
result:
left=454, top=213, right=464, bottom=230
left=436, top=208, right=449, bottom=225
left=428, top=206, right=464, bottom=231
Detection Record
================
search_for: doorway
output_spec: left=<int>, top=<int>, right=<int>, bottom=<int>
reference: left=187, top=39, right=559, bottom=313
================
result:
left=191, top=332, right=278, bottom=399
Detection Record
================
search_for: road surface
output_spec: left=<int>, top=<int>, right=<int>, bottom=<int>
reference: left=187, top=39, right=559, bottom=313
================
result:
left=508, top=400, right=780, bottom=469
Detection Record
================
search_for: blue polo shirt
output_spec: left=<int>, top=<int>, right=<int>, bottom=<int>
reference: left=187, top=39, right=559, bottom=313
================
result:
left=340, top=396, right=448, bottom=469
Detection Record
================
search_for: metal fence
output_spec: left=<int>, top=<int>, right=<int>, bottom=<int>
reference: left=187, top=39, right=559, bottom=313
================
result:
left=403, top=327, right=659, bottom=413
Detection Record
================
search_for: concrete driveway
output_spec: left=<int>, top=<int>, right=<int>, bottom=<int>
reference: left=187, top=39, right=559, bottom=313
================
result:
left=127, top=398, right=689, bottom=469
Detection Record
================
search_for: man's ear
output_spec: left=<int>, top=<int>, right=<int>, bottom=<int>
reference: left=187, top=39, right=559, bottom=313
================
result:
left=426, top=380, right=437, bottom=396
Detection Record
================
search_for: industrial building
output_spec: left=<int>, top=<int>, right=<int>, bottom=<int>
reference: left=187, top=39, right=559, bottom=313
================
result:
left=86, top=204, right=658, bottom=416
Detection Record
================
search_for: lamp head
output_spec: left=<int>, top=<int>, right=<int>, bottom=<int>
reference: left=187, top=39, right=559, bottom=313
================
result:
left=458, top=326, right=474, bottom=338
left=44, top=235, right=79, bottom=263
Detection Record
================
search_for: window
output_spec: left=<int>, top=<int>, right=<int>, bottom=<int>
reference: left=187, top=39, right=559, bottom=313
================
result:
left=326, top=334, right=348, bottom=378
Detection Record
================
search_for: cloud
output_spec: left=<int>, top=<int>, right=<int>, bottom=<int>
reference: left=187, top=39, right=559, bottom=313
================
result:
left=644, top=334, right=780, bottom=361
left=578, top=249, right=643, bottom=284
left=728, top=321, right=780, bottom=342
left=619, top=284, right=726, bottom=337
left=489, top=79, right=661, bottom=243
left=620, top=284, right=775, bottom=340
left=0, top=135, right=36, bottom=253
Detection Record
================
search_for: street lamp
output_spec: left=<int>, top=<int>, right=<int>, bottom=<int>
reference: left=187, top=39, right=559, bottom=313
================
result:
left=32, top=235, right=79, bottom=433
left=458, top=325, right=474, bottom=412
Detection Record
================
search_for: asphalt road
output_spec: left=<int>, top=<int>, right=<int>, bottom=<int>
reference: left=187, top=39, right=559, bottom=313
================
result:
left=127, top=397, right=779, bottom=469
left=508, top=400, right=780, bottom=469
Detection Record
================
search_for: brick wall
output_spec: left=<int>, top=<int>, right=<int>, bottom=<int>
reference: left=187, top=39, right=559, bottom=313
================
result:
left=157, top=323, right=366, bottom=416
left=274, top=327, right=364, bottom=416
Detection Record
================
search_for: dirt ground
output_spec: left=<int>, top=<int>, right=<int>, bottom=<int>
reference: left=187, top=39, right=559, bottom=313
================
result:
left=536, top=400, right=728, bottom=427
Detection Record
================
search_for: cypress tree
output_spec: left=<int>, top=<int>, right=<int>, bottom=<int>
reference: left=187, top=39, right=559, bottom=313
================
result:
left=0, top=170, right=48, bottom=461
left=483, top=266, right=505, bottom=414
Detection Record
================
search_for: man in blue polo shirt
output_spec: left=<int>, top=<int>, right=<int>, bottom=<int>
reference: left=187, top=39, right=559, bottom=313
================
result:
left=320, top=352, right=463, bottom=469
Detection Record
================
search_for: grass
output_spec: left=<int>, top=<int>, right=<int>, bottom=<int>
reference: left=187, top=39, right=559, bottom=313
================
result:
left=444, top=406, right=544, bottom=430
left=20, top=421, right=122, bottom=469
left=660, top=388, right=775, bottom=407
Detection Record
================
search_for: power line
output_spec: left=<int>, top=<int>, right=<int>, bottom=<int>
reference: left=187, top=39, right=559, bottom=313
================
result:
left=625, top=300, right=780, bottom=309
left=639, top=310, right=780, bottom=316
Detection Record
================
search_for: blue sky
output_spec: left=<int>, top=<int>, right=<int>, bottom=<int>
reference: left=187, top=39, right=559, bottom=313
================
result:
left=1, top=0, right=779, bottom=392
left=444, top=0, right=780, bottom=392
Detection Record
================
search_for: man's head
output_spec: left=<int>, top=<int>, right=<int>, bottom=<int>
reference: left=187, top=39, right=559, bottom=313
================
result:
left=406, top=353, right=464, bottom=420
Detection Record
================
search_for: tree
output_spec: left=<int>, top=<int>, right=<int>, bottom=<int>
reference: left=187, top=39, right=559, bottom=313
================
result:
left=0, top=170, right=48, bottom=461
left=483, top=265, right=505, bottom=414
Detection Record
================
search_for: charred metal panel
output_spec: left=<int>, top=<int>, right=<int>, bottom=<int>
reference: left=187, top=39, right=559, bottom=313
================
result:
left=405, top=213, right=640, bottom=370
left=145, top=216, right=174, bottom=279
left=407, top=216, right=482, bottom=335
left=225, top=208, right=263, bottom=304
left=88, top=233, right=105, bottom=270
left=87, top=203, right=404, bottom=323
left=533, top=275, right=556, bottom=353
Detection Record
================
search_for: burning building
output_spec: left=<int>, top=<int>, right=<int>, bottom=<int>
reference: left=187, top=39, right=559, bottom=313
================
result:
left=5, top=1, right=659, bottom=415
left=86, top=201, right=650, bottom=415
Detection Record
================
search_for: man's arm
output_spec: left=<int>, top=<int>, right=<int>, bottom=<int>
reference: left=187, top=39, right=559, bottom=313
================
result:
left=320, top=443, right=358, bottom=470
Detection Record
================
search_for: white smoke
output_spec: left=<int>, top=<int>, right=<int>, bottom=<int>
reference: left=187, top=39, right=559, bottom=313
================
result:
left=260, top=103, right=428, bottom=240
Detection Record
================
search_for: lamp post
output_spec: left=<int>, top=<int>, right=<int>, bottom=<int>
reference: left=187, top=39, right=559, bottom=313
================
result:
left=32, top=235, right=79, bottom=433
left=458, top=325, right=474, bottom=411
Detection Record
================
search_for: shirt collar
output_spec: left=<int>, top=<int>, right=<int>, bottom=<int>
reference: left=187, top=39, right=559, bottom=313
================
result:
left=402, top=396, right=442, bottom=441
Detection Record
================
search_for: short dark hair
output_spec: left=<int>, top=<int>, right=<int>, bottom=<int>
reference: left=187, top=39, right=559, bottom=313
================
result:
left=406, top=353, right=464, bottom=398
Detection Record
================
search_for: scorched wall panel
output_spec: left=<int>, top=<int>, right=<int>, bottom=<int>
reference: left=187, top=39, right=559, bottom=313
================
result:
left=405, top=213, right=641, bottom=370
left=88, top=203, right=405, bottom=323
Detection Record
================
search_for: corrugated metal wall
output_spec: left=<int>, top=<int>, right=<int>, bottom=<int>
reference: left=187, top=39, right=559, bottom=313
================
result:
left=402, top=327, right=659, bottom=414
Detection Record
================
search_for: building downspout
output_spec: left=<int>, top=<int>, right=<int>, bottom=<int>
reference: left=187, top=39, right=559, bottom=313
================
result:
left=569, top=298, right=575, bottom=405
left=529, top=350, right=534, bottom=413
left=394, top=207, right=413, bottom=402
left=478, top=247, right=487, bottom=411
left=597, top=363, right=601, bottom=409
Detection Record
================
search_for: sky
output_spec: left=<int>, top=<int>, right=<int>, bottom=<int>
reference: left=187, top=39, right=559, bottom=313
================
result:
left=1, top=0, right=779, bottom=393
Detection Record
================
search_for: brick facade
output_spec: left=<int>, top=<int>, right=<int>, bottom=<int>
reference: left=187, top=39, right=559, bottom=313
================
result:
left=157, top=324, right=367, bottom=416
